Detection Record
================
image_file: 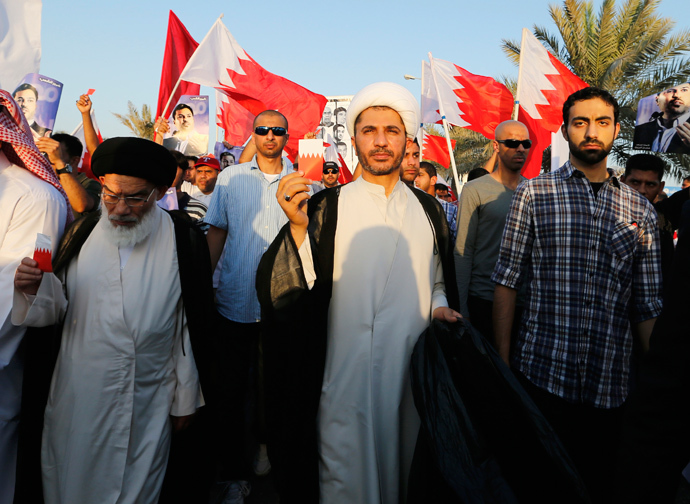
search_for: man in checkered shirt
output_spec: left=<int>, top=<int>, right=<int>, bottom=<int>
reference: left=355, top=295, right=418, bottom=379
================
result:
left=491, top=87, right=662, bottom=502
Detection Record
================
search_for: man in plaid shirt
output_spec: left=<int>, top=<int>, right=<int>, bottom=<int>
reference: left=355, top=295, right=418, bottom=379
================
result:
left=491, top=87, right=662, bottom=502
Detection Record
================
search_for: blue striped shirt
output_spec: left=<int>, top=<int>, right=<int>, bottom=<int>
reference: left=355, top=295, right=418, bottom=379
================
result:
left=204, top=156, right=292, bottom=323
left=491, top=161, right=663, bottom=408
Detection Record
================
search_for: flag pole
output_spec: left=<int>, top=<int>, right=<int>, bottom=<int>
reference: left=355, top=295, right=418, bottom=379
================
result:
left=428, top=52, right=462, bottom=192
left=419, top=59, right=425, bottom=161
left=512, top=28, right=528, bottom=121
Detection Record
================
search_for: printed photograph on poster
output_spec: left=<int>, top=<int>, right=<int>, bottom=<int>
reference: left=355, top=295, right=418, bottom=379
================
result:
left=163, top=95, right=210, bottom=157
left=213, top=141, right=244, bottom=169
left=633, top=82, right=690, bottom=154
left=13, top=73, right=63, bottom=140
left=319, top=96, right=356, bottom=170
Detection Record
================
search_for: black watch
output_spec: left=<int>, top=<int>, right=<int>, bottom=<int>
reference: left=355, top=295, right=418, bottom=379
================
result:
left=56, top=164, right=73, bottom=176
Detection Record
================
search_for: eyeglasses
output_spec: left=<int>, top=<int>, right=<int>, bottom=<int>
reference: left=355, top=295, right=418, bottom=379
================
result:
left=497, top=139, right=532, bottom=149
left=323, top=168, right=339, bottom=174
left=254, top=126, right=287, bottom=136
left=101, top=186, right=156, bottom=207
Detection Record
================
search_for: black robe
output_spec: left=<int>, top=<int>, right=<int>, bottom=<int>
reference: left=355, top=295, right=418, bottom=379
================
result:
left=256, top=184, right=460, bottom=503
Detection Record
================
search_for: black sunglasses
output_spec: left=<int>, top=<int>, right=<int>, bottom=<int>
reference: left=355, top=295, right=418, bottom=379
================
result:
left=254, top=126, right=287, bottom=136
left=497, top=139, right=532, bottom=149
left=323, top=168, right=339, bottom=174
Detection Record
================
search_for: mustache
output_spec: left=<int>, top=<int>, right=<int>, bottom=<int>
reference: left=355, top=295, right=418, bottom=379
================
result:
left=109, top=214, right=138, bottom=223
left=579, top=140, right=605, bottom=148
left=368, top=148, right=395, bottom=157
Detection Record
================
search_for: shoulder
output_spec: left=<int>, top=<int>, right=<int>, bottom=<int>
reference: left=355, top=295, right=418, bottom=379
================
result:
left=2, top=164, right=65, bottom=205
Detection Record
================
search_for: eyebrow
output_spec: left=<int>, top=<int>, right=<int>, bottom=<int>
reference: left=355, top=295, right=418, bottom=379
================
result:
left=103, top=185, right=149, bottom=197
left=571, top=115, right=613, bottom=122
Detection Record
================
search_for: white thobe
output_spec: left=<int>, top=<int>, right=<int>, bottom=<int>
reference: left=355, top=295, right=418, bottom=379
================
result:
left=12, top=206, right=201, bottom=504
left=301, top=177, right=447, bottom=504
left=0, top=153, right=66, bottom=504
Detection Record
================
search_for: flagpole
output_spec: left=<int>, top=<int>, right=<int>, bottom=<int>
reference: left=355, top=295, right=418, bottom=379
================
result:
left=428, top=52, right=462, bottom=192
left=419, top=59, right=425, bottom=161
left=513, top=28, right=528, bottom=121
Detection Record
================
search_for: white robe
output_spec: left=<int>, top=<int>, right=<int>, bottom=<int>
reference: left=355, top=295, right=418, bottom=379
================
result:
left=0, top=154, right=66, bottom=504
left=12, top=206, right=201, bottom=504
left=301, top=177, right=447, bottom=504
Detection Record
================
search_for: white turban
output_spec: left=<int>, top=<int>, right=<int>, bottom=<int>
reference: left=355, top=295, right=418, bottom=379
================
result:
left=346, top=82, right=420, bottom=139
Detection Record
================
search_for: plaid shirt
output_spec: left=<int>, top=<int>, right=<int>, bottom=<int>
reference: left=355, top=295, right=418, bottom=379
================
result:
left=492, top=161, right=662, bottom=408
left=437, top=197, right=458, bottom=244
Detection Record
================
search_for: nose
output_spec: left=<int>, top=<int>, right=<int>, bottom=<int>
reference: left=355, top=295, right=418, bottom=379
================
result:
left=112, top=199, right=132, bottom=215
left=374, top=129, right=388, bottom=147
left=585, top=122, right=599, bottom=139
left=516, top=142, right=526, bottom=152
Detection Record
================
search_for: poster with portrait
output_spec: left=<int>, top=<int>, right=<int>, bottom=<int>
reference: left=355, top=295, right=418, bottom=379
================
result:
left=213, top=141, right=244, bottom=169
left=633, top=83, right=690, bottom=154
left=163, top=95, right=210, bottom=157
left=318, top=96, right=357, bottom=170
left=12, top=73, right=63, bottom=140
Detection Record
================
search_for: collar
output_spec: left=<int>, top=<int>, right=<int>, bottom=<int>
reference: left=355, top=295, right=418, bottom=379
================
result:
left=249, top=155, right=293, bottom=176
left=559, top=160, right=620, bottom=188
left=657, top=110, right=690, bottom=130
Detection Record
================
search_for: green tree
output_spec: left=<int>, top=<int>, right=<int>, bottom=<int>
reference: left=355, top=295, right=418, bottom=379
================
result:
left=502, top=0, right=690, bottom=177
left=112, top=102, right=155, bottom=140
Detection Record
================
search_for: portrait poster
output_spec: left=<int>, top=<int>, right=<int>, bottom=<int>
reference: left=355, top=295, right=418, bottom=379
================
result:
left=163, top=95, right=210, bottom=157
left=319, top=96, right=356, bottom=170
left=633, top=83, right=690, bottom=154
left=214, top=141, right=244, bottom=169
left=13, top=73, right=63, bottom=140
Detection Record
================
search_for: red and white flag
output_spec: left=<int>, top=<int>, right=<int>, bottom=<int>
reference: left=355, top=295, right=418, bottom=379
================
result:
left=155, top=11, right=200, bottom=119
left=71, top=109, right=103, bottom=180
left=422, top=56, right=513, bottom=139
left=0, top=0, right=42, bottom=90
left=180, top=18, right=327, bottom=160
left=216, top=91, right=254, bottom=146
left=516, top=28, right=588, bottom=178
left=324, top=134, right=353, bottom=184
left=422, top=130, right=456, bottom=168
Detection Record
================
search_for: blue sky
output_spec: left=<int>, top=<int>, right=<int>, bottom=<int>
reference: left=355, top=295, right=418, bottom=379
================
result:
left=39, top=0, right=687, bottom=179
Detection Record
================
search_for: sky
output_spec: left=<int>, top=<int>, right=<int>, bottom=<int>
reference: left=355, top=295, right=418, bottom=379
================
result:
left=30, top=0, right=690, bottom=182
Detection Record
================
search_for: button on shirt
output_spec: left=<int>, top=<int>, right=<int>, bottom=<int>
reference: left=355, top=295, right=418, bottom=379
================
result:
left=491, top=161, right=663, bottom=408
left=204, top=156, right=291, bottom=323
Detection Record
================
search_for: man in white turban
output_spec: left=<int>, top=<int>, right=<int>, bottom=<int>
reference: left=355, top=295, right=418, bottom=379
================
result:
left=257, top=82, right=461, bottom=504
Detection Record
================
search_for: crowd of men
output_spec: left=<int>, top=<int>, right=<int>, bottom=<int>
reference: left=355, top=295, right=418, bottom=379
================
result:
left=1, top=80, right=689, bottom=504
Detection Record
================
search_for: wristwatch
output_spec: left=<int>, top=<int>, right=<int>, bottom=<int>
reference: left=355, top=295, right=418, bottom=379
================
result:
left=56, top=164, right=73, bottom=176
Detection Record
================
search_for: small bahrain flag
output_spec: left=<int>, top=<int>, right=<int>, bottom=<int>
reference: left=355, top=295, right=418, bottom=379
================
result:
left=33, top=233, right=53, bottom=272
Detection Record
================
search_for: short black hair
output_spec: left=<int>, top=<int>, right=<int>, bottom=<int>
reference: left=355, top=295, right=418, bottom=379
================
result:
left=562, top=87, right=619, bottom=125
left=51, top=133, right=83, bottom=159
left=435, top=183, right=449, bottom=192
left=683, top=175, right=690, bottom=184
left=221, top=151, right=235, bottom=161
left=185, top=155, right=198, bottom=164
left=173, top=103, right=193, bottom=117
left=467, top=167, right=489, bottom=181
left=419, top=161, right=436, bottom=178
left=624, top=153, right=666, bottom=181
left=333, top=123, right=345, bottom=131
left=169, top=149, right=188, bottom=170
left=334, top=107, right=347, bottom=116
left=12, top=83, right=38, bottom=100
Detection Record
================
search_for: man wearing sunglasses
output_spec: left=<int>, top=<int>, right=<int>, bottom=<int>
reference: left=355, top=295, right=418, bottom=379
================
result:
left=13, top=137, right=209, bottom=503
left=257, top=83, right=460, bottom=503
left=204, top=110, right=293, bottom=503
left=455, top=120, right=530, bottom=346
left=312, top=161, right=341, bottom=194
left=492, top=88, right=662, bottom=501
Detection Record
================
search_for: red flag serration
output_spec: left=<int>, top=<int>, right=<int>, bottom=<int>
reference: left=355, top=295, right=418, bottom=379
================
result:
left=217, top=96, right=254, bottom=146
left=422, top=131, right=456, bottom=168
left=155, top=11, right=200, bottom=119
left=179, top=18, right=327, bottom=161
left=452, top=65, right=514, bottom=139
left=516, top=29, right=588, bottom=178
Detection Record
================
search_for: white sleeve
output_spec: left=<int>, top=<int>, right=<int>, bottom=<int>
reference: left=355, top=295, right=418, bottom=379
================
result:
left=12, top=272, right=67, bottom=327
left=170, top=299, right=203, bottom=417
left=298, top=234, right=317, bottom=290
left=431, top=252, right=449, bottom=315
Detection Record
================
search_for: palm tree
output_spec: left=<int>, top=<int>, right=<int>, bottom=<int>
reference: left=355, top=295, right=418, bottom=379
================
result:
left=112, top=102, right=155, bottom=140
left=502, top=0, right=690, bottom=177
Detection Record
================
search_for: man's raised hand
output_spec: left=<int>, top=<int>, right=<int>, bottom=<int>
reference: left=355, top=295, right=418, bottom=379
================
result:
left=277, top=171, right=311, bottom=248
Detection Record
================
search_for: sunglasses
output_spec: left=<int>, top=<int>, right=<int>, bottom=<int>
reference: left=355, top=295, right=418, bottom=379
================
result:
left=323, top=168, right=339, bottom=174
left=254, top=126, right=287, bottom=136
left=497, top=139, right=532, bottom=149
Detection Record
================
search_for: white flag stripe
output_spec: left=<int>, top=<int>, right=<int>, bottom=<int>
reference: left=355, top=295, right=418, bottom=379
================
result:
left=0, top=0, right=42, bottom=90
left=179, top=18, right=248, bottom=90
left=517, top=28, right=559, bottom=120
left=421, top=58, right=470, bottom=128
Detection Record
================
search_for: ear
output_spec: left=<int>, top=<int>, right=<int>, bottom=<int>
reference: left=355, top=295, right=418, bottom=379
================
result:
left=659, top=180, right=666, bottom=191
left=351, top=135, right=357, bottom=156
left=431, top=175, right=437, bottom=185
left=560, top=123, right=568, bottom=141
left=614, top=122, right=621, bottom=140
left=492, top=139, right=499, bottom=153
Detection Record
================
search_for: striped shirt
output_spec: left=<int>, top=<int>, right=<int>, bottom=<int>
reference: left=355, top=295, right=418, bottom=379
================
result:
left=205, top=156, right=291, bottom=323
left=437, top=197, right=457, bottom=244
left=491, top=161, right=663, bottom=408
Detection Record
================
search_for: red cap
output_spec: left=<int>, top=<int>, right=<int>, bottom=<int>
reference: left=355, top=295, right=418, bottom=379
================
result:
left=195, top=155, right=220, bottom=171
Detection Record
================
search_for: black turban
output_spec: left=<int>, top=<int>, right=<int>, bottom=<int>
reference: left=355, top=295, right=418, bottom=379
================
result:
left=91, top=137, right=177, bottom=187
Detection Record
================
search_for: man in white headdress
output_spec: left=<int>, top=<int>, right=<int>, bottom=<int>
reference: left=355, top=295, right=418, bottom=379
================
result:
left=257, top=82, right=461, bottom=504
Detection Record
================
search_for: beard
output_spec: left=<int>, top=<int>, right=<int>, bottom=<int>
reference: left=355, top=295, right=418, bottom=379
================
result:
left=98, top=204, right=158, bottom=248
left=568, top=138, right=613, bottom=166
left=359, top=148, right=405, bottom=176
